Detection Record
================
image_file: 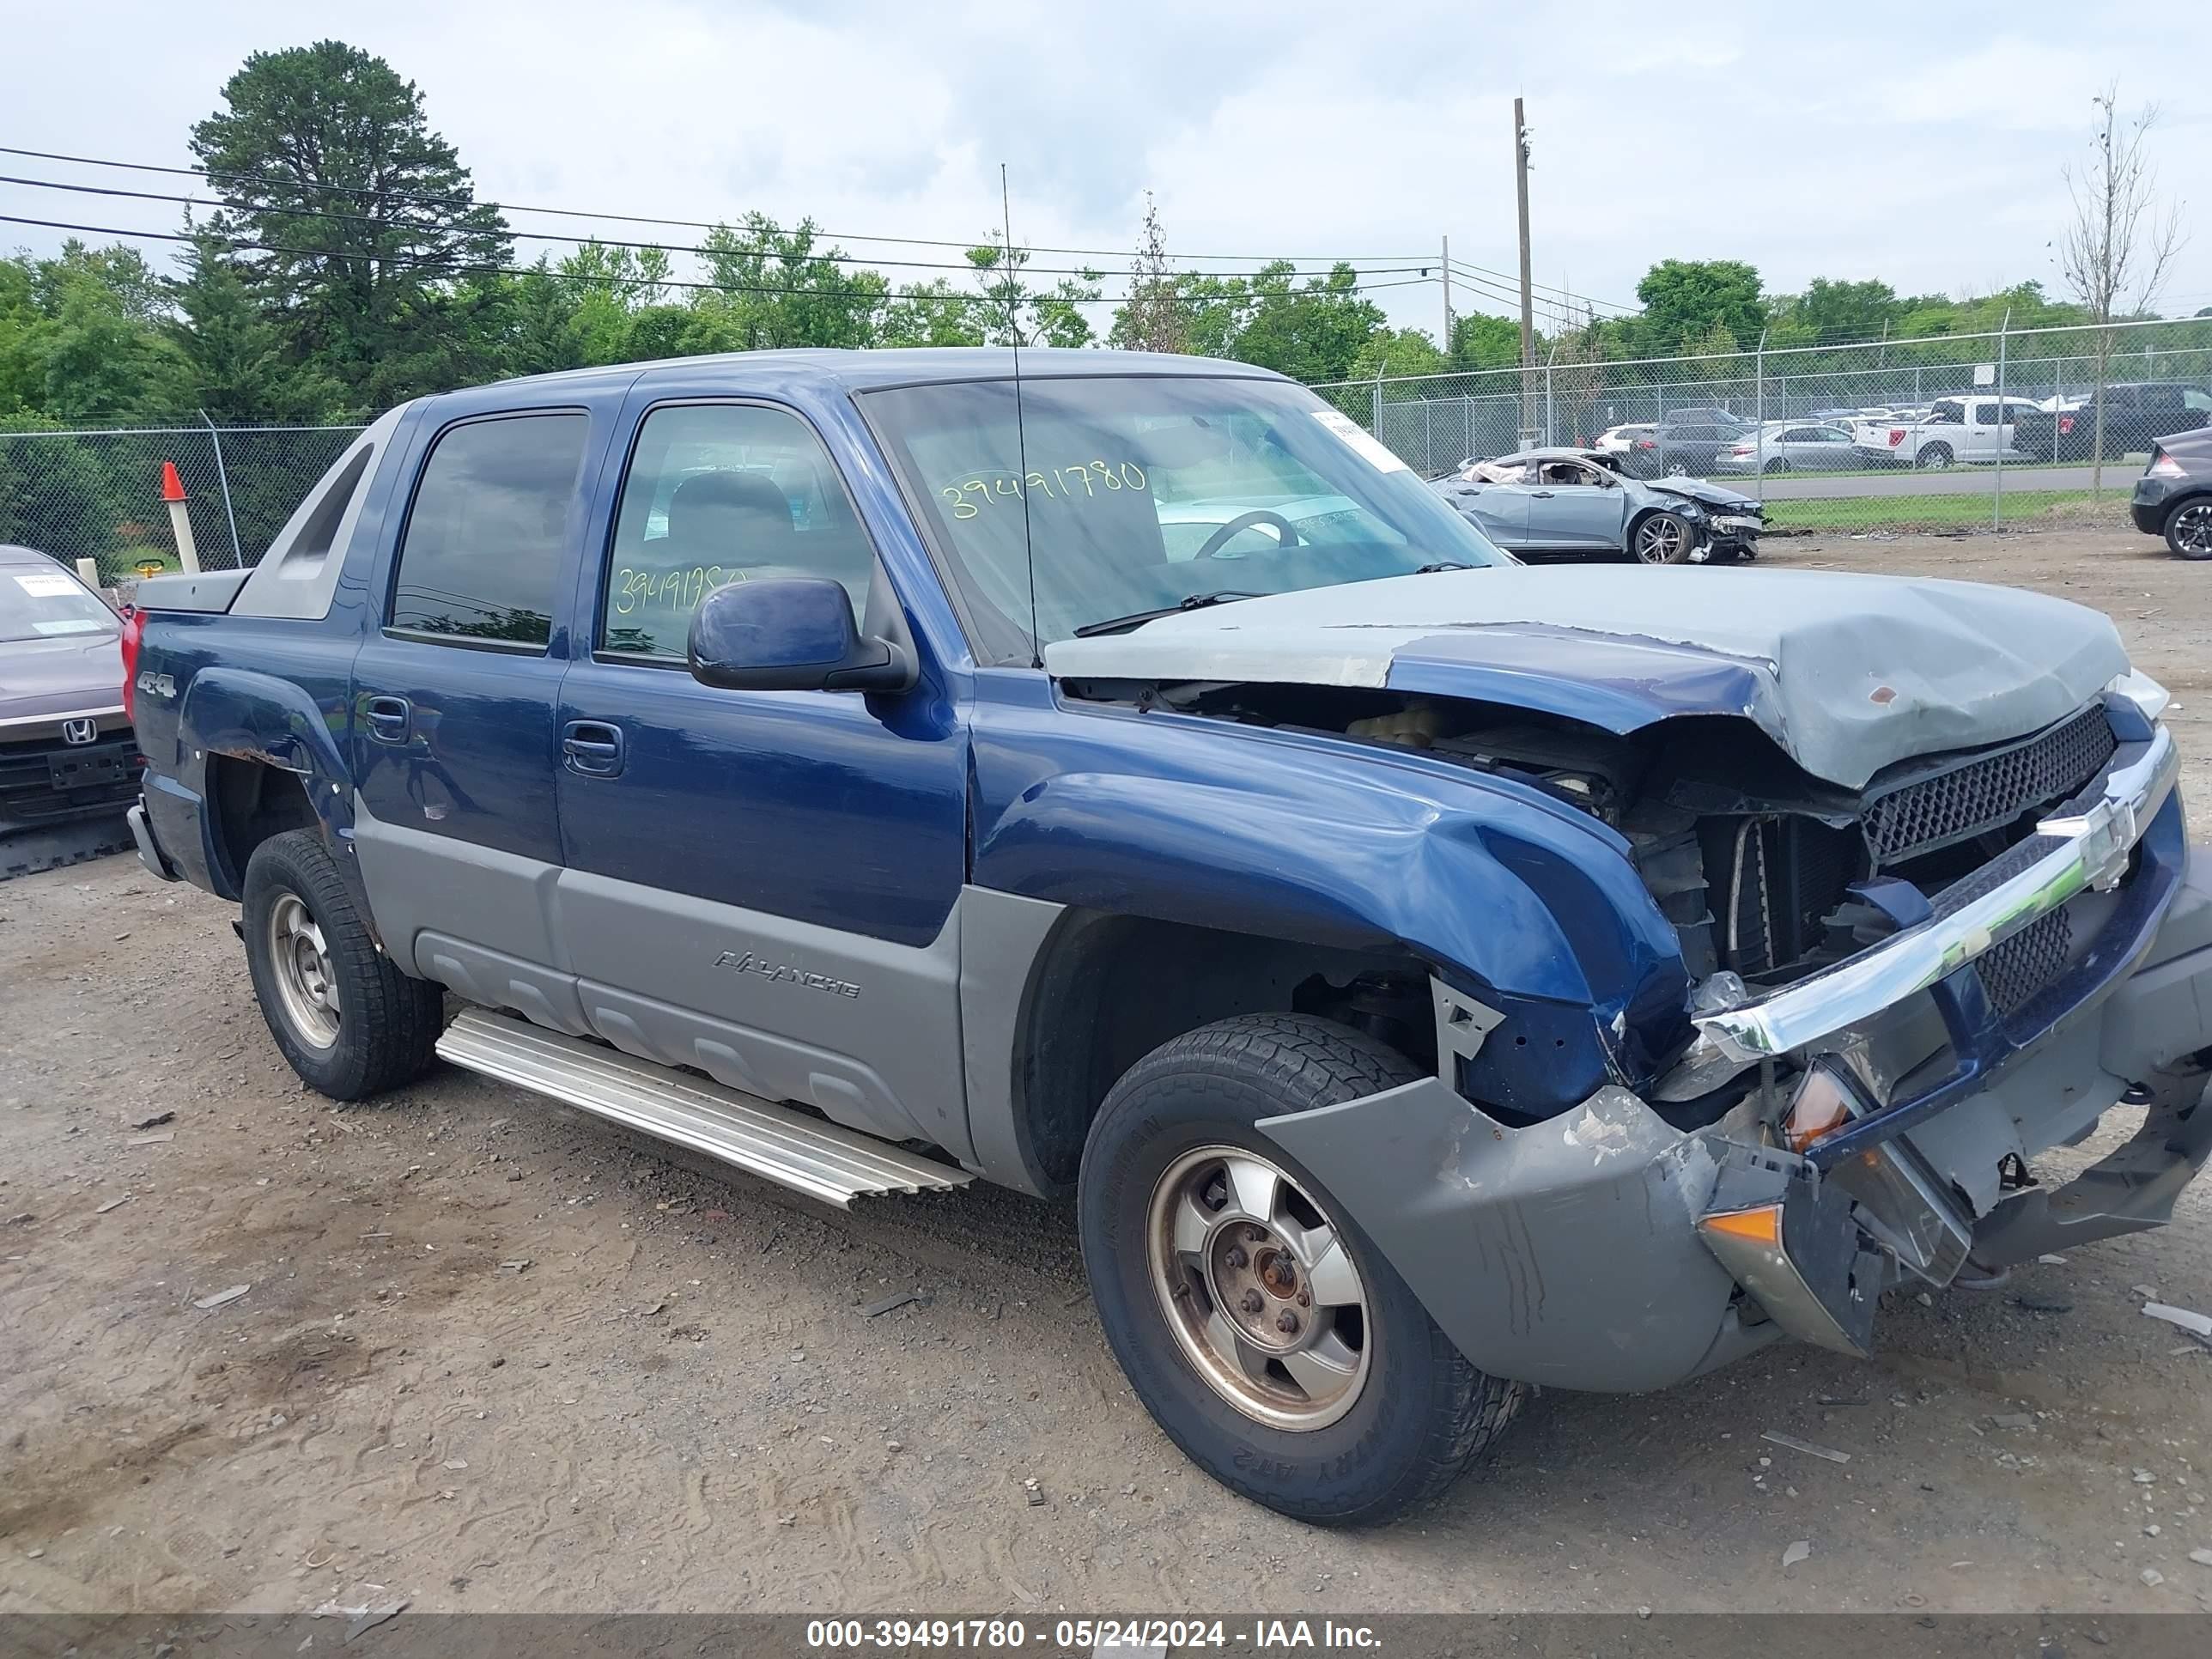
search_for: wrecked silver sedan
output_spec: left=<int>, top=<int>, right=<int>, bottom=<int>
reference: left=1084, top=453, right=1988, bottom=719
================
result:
left=1431, top=447, right=1765, bottom=563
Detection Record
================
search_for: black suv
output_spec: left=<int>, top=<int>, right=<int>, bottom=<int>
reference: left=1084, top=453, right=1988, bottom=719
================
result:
left=2012, top=382, right=2212, bottom=464
left=1654, top=407, right=1753, bottom=477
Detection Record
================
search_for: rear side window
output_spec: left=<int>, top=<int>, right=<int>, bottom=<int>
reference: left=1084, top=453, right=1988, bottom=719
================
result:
left=390, top=413, right=587, bottom=647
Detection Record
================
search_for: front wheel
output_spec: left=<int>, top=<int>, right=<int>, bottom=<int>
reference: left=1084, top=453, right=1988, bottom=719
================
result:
left=241, top=829, right=443, bottom=1100
left=1632, top=510, right=1695, bottom=564
left=2168, top=500, right=2212, bottom=560
left=1079, top=1014, right=1522, bottom=1525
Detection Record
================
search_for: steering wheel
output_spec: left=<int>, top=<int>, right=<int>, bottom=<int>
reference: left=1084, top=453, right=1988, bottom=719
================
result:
left=1194, top=509, right=1300, bottom=561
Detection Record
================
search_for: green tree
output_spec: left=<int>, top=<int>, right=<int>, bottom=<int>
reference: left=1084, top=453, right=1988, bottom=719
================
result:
left=189, top=40, right=514, bottom=405
left=8, top=242, right=185, bottom=422
left=1766, top=276, right=1899, bottom=346
left=1633, top=259, right=1765, bottom=353
left=1231, top=263, right=1385, bottom=382
left=1447, top=311, right=1524, bottom=371
left=1111, top=191, right=1186, bottom=354
left=689, top=216, right=890, bottom=349
left=167, top=234, right=339, bottom=422
left=1348, top=326, right=1448, bottom=381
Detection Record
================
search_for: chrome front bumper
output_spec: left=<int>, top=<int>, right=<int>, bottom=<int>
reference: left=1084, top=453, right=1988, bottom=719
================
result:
left=1686, top=719, right=2179, bottom=1072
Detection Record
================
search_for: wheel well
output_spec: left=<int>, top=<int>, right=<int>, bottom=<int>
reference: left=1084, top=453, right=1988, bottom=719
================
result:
left=209, top=757, right=320, bottom=894
left=1009, top=911, right=1437, bottom=1196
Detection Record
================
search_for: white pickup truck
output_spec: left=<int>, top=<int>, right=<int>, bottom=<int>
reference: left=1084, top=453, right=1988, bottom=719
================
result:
left=1854, top=394, right=2042, bottom=470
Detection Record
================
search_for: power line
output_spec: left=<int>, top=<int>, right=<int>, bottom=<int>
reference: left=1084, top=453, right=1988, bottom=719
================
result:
left=0, top=171, right=1432, bottom=284
left=0, top=143, right=1439, bottom=266
left=0, top=212, right=1443, bottom=307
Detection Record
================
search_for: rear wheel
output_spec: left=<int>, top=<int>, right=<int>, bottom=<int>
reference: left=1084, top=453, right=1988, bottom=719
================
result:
left=1079, top=1014, right=1522, bottom=1525
left=1763, top=457, right=1790, bottom=475
left=1632, top=510, right=1694, bottom=565
left=1917, top=443, right=1954, bottom=470
left=241, top=829, right=443, bottom=1100
left=2167, top=501, right=2212, bottom=561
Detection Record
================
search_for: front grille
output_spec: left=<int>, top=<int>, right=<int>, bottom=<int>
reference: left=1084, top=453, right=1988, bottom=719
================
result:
left=1977, top=908, right=2073, bottom=1017
left=1861, top=704, right=2115, bottom=868
left=0, top=734, right=142, bottom=828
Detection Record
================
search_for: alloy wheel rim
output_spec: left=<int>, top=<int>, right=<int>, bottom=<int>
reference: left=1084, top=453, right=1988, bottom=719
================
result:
left=1636, top=518, right=1684, bottom=562
left=2175, top=503, right=2212, bottom=554
left=1146, top=1145, right=1372, bottom=1431
left=267, top=891, right=340, bottom=1049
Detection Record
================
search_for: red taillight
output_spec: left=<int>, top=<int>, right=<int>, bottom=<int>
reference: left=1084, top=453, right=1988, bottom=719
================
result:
left=119, top=605, right=143, bottom=722
left=1636, top=438, right=1656, bottom=450
left=2057, top=414, right=2075, bottom=435
left=2150, top=449, right=2185, bottom=478
left=1887, top=428, right=1905, bottom=446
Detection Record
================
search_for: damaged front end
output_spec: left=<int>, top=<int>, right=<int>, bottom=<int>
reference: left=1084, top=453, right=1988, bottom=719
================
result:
left=1261, top=686, right=2212, bottom=1389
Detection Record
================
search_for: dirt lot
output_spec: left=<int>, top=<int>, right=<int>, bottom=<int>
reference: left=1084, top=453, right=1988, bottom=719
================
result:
left=3, top=516, right=2210, bottom=1618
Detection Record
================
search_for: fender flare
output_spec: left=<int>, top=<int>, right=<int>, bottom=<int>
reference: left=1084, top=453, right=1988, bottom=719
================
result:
left=177, top=665, right=358, bottom=902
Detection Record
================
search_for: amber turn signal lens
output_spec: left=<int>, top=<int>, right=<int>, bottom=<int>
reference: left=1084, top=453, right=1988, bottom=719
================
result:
left=1699, top=1205, right=1782, bottom=1247
left=1784, top=1064, right=1858, bottom=1152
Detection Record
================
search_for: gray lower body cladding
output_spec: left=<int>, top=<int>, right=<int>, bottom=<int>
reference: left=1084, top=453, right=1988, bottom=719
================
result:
left=1261, top=845, right=2212, bottom=1393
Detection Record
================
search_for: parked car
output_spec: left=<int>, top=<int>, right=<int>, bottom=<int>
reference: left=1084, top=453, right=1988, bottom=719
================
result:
left=1653, top=409, right=1754, bottom=477
left=0, top=544, right=143, bottom=879
left=1853, top=395, right=2042, bottom=470
left=1433, top=448, right=1764, bottom=563
left=1595, top=422, right=1655, bottom=464
left=123, top=349, right=2212, bottom=1526
left=1714, top=422, right=1863, bottom=475
left=2130, top=428, right=2212, bottom=559
left=2013, top=383, right=2212, bottom=465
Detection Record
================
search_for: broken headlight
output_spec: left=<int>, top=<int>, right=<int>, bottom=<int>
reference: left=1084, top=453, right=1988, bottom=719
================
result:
left=2106, top=668, right=2170, bottom=725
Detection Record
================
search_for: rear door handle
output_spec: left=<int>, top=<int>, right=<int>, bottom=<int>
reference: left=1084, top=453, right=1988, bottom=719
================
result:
left=364, top=696, right=411, bottom=744
left=562, top=720, right=625, bottom=778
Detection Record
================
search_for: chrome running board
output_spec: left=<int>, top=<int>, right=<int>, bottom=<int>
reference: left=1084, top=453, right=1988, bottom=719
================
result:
left=435, top=1008, right=972, bottom=1208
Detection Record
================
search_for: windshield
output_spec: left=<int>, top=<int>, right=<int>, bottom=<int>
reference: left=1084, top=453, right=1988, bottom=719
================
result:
left=861, top=374, right=1509, bottom=659
left=1, top=563, right=116, bottom=644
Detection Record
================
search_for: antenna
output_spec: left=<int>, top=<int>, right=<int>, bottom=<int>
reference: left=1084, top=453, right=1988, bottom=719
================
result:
left=1001, top=161, right=1042, bottom=667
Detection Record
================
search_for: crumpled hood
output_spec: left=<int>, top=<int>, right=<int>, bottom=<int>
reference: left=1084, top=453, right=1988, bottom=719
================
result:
left=1644, top=477, right=1759, bottom=511
left=0, top=631, right=124, bottom=719
left=1043, top=566, right=2128, bottom=789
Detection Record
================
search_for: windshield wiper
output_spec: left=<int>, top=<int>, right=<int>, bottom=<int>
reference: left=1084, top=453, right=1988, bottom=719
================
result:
left=1413, top=561, right=1476, bottom=574
left=1071, top=590, right=1263, bottom=638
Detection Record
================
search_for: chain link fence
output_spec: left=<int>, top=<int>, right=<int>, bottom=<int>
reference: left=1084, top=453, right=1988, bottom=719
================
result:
left=0, top=422, right=367, bottom=583
left=1316, top=315, right=2212, bottom=535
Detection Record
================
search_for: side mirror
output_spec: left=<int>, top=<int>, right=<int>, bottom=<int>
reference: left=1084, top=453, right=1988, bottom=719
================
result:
left=686, top=577, right=915, bottom=694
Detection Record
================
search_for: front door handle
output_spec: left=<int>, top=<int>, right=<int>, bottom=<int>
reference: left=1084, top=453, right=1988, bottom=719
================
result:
left=1530, top=490, right=1554, bottom=499
left=562, top=720, right=625, bottom=778
left=365, top=695, right=411, bottom=744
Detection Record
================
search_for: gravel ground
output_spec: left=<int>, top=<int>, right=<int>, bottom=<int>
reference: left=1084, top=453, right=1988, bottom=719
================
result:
left=3, top=517, right=2209, bottom=1617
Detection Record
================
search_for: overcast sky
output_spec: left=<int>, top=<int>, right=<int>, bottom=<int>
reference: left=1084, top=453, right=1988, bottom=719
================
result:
left=5, top=0, right=2209, bottom=343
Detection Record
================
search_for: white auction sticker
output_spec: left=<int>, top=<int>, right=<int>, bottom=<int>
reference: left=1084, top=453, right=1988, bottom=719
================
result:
left=1311, top=409, right=1411, bottom=473
left=13, top=573, right=81, bottom=598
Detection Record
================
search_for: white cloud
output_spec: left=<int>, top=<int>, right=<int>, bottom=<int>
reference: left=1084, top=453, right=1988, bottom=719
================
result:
left=3, top=0, right=2209, bottom=343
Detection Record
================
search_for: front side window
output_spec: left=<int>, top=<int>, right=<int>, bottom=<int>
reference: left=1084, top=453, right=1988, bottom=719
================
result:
left=599, top=404, right=878, bottom=659
left=390, top=413, right=586, bottom=647
left=862, top=375, right=1507, bottom=660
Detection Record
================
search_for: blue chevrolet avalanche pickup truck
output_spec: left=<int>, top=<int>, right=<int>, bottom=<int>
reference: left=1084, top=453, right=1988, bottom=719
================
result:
left=124, top=349, right=2212, bottom=1524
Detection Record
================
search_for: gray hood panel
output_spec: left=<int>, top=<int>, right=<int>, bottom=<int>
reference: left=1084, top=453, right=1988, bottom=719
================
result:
left=1042, top=567, right=2128, bottom=788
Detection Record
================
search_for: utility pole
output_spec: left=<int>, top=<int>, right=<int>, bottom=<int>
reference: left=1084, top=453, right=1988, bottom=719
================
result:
left=1513, top=97, right=1536, bottom=441
left=1441, top=234, right=1452, bottom=355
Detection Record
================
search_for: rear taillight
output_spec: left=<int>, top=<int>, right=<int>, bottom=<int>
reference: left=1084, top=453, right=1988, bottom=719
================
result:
left=119, top=605, right=143, bottom=721
left=1636, top=438, right=1656, bottom=450
left=2150, top=449, right=2185, bottom=478
left=1887, top=428, right=1905, bottom=446
left=2057, top=414, right=2075, bottom=435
